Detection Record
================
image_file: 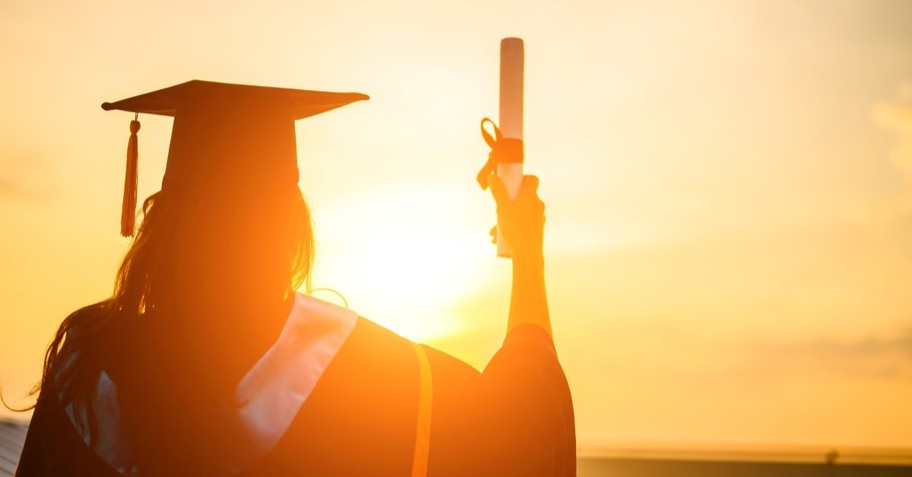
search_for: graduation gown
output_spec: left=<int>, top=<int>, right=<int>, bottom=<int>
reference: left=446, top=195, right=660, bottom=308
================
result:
left=17, top=294, right=575, bottom=476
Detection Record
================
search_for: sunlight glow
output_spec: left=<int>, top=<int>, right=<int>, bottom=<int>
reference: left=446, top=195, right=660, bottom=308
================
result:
left=3, top=0, right=912, bottom=450
left=308, top=182, right=487, bottom=342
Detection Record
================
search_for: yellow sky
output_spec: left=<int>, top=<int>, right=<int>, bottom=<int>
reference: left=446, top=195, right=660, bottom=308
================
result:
left=2, top=0, right=911, bottom=451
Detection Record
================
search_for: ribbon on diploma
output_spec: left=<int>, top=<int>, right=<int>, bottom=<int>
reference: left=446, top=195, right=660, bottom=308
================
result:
left=477, top=117, right=524, bottom=190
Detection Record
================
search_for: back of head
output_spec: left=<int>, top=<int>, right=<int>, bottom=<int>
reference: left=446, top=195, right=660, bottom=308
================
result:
left=109, top=184, right=312, bottom=475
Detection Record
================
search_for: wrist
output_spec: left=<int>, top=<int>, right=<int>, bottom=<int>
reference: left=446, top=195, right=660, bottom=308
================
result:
left=511, top=253, right=545, bottom=275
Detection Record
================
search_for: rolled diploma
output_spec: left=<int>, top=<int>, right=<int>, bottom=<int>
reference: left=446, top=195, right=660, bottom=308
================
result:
left=497, top=37, right=524, bottom=257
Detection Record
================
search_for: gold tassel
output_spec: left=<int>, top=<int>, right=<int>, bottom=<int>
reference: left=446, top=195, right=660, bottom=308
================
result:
left=121, top=114, right=140, bottom=237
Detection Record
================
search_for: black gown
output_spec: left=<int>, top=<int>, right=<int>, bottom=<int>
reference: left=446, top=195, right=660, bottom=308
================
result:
left=17, top=296, right=575, bottom=477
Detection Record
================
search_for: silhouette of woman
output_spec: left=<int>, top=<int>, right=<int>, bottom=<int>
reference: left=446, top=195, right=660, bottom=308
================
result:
left=15, top=80, right=575, bottom=477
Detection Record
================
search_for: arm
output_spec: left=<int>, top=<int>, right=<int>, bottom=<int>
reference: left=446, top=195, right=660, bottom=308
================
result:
left=509, top=254, right=551, bottom=337
left=489, top=175, right=552, bottom=337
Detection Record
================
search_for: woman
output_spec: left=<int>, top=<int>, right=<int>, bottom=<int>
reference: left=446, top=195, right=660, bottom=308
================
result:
left=15, top=80, right=575, bottom=476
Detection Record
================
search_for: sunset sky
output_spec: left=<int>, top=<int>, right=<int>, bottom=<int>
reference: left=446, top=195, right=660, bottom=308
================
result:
left=2, top=0, right=911, bottom=452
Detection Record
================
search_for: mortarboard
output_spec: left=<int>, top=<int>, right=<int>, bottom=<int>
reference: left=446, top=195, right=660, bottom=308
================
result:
left=102, top=80, right=369, bottom=236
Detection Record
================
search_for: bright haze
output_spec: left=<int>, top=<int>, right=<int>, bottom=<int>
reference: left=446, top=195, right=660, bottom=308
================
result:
left=1, top=0, right=911, bottom=453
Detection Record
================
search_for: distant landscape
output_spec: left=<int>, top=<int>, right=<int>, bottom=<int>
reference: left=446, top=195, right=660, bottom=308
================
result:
left=2, top=417, right=910, bottom=477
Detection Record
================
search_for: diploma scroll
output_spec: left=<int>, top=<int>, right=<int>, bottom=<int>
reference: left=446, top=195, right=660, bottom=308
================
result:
left=496, top=37, right=524, bottom=257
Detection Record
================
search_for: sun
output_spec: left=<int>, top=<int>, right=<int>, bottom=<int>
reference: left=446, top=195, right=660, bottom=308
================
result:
left=306, top=182, right=489, bottom=342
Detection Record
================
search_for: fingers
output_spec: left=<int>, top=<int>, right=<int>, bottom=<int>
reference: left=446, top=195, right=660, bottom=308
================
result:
left=489, top=175, right=510, bottom=209
left=521, top=175, right=539, bottom=196
left=487, top=175, right=546, bottom=256
left=519, top=175, right=543, bottom=209
left=491, top=175, right=544, bottom=214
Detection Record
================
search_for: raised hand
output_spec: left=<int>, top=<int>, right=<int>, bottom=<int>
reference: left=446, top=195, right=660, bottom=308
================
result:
left=489, top=175, right=545, bottom=264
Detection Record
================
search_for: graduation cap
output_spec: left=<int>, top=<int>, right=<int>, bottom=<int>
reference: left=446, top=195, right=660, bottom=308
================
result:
left=102, top=80, right=369, bottom=236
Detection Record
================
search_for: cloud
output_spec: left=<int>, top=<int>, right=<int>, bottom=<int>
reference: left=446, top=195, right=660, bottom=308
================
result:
left=0, top=175, right=40, bottom=200
left=871, top=82, right=912, bottom=227
left=755, top=328, right=912, bottom=379
left=872, top=93, right=912, bottom=180
left=0, top=153, right=54, bottom=201
left=0, top=177, right=28, bottom=198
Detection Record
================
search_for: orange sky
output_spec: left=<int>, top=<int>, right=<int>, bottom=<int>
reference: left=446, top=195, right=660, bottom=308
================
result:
left=2, top=0, right=912, bottom=451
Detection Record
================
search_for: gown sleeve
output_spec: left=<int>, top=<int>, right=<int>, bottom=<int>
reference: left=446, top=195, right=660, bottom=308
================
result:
left=482, top=324, right=576, bottom=476
left=265, top=318, right=575, bottom=477
left=423, top=324, right=576, bottom=477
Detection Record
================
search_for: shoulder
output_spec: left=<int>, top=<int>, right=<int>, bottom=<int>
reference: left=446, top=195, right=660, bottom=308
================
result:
left=265, top=313, right=421, bottom=476
left=341, top=315, right=483, bottom=387
left=17, top=393, right=123, bottom=477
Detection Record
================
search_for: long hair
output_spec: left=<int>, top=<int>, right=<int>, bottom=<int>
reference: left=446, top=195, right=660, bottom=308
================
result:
left=31, top=184, right=314, bottom=474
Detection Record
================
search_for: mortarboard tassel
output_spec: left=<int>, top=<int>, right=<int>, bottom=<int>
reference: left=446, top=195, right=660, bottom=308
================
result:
left=121, top=114, right=140, bottom=237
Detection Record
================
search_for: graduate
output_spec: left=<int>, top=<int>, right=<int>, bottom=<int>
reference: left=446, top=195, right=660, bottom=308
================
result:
left=15, top=80, right=575, bottom=477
